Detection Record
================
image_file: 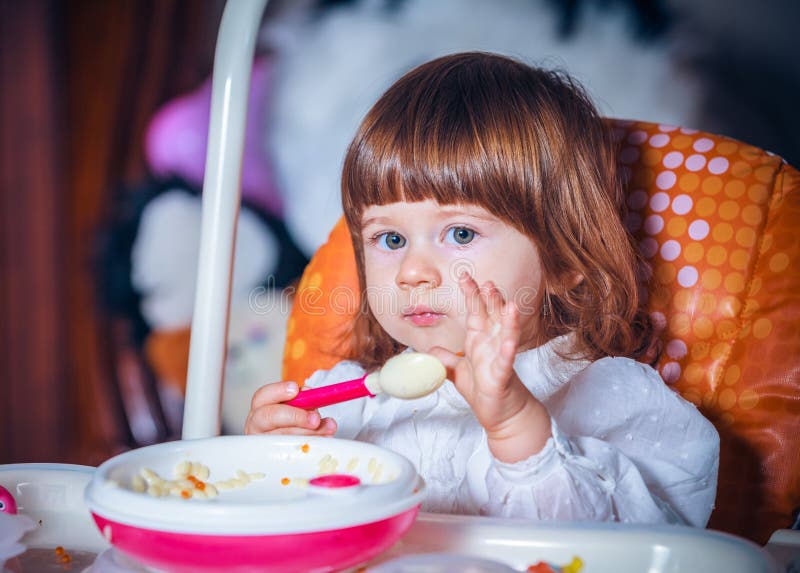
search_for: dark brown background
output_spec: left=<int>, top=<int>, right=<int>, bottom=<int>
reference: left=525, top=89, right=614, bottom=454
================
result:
left=0, top=0, right=225, bottom=465
left=2, top=0, right=798, bottom=471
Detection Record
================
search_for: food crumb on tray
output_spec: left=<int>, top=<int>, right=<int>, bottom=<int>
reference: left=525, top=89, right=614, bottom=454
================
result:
left=527, top=555, right=584, bottom=573
left=13, top=546, right=97, bottom=572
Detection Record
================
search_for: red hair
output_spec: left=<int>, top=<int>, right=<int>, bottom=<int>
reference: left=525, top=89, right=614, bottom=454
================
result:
left=341, top=52, right=652, bottom=370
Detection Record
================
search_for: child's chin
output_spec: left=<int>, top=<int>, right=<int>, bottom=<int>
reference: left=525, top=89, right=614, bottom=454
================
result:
left=385, top=318, right=464, bottom=353
left=408, top=335, right=465, bottom=356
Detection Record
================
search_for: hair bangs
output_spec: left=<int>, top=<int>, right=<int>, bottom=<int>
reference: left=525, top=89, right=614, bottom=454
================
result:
left=343, top=86, right=533, bottom=234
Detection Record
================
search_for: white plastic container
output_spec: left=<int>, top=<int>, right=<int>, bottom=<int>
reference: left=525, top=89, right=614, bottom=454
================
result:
left=0, top=464, right=107, bottom=553
left=0, top=464, right=109, bottom=572
left=83, top=435, right=424, bottom=572
left=362, top=512, right=780, bottom=573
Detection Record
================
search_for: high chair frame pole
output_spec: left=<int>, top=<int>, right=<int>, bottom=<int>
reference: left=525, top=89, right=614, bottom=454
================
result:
left=183, top=0, right=269, bottom=439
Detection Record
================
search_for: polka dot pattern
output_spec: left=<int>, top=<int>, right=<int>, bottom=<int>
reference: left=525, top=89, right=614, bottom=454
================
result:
left=282, top=119, right=800, bottom=546
left=656, top=170, right=677, bottom=190
left=686, top=154, right=707, bottom=172
left=607, top=120, right=800, bottom=544
left=672, top=195, right=693, bottom=215
left=688, top=219, right=709, bottom=240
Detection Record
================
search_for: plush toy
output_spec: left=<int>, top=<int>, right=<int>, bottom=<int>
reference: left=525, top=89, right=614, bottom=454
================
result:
left=100, top=178, right=306, bottom=434
left=99, top=56, right=307, bottom=436
left=145, top=56, right=283, bottom=217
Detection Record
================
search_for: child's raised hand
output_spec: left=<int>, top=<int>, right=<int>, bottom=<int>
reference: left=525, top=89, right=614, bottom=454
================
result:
left=244, top=381, right=338, bottom=436
left=428, top=272, right=551, bottom=463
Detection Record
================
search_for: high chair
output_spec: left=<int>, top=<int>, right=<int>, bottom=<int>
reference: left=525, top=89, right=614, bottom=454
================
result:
left=172, top=0, right=795, bottom=556
left=281, top=118, right=800, bottom=545
left=0, top=1, right=791, bottom=570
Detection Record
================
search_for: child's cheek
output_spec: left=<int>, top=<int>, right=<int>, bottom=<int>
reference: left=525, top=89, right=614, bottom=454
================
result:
left=363, top=258, right=394, bottom=292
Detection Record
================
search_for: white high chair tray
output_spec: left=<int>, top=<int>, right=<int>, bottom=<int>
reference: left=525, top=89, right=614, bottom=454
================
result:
left=0, top=464, right=109, bottom=572
left=355, top=512, right=779, bottom=573
left=0, top=464, right=780, bottom=573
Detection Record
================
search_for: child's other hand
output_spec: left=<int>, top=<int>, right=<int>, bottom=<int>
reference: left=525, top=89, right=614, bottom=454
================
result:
left=428, top=272, right=551, bottom=463
left=244, top=381, right=338, bottom=436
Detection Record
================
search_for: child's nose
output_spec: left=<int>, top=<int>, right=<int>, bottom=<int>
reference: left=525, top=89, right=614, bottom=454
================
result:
left=396, top=248, right=441, bottom=289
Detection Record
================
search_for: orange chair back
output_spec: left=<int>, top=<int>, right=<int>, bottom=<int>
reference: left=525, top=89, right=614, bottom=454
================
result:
left=283, top=119, right=800, bottom=543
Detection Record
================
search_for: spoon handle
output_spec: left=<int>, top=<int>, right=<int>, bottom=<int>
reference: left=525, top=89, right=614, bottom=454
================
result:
left=284, top=374, right=375, bottom=409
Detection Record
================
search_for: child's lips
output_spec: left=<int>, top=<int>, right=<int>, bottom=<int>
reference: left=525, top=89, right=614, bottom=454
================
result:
left=403, top=307, right=446, bottom=326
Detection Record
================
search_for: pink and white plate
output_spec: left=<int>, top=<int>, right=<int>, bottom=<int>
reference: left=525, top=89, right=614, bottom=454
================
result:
left=84, top=435, right=425, bottom=572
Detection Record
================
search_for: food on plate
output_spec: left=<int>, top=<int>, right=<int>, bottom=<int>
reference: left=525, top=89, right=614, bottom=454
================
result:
left=125, top=461, right=263, bottom=498
left=318, top=454, right=339, bottom=474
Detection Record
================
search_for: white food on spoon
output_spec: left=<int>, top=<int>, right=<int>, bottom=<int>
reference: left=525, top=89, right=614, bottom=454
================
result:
left=364, top=352, right=447, bottom=399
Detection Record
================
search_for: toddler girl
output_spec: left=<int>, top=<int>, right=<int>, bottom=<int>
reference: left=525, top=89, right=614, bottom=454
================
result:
left=246, top=52, right=719, bottom=526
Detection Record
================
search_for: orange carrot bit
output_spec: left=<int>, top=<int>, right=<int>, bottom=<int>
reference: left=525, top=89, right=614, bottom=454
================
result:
left=195, top=481, right=206, bottom=491
left=526, top=563, right=555, bottom=573
left=180, top=489, right=192, bottom=499
left=187, top=475, right=199, bottom=484
left=60, top=554, right=72, bottom=564
left=281, top=477, right=290, bottom=486
left=55, top=546, right=65, bottom=556
left=301, top=443, right=310, bottom=453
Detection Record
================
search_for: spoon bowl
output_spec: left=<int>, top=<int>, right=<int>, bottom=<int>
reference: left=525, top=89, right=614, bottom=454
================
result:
left=285, top=352, right=447, bottom=410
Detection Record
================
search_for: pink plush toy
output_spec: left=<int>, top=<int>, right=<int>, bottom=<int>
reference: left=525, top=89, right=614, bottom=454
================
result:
left=144, top=56, right=282, bottom=216
left=0, top=486, right=16, bottom=515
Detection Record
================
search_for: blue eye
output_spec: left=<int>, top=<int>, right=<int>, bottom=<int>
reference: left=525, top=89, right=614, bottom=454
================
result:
left=446, top=227, right=475, bottom=245
left=378, top=232, right=406, bottom=250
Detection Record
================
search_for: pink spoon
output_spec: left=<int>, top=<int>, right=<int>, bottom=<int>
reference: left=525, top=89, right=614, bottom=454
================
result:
left=285, top=352, right=446, bottom=410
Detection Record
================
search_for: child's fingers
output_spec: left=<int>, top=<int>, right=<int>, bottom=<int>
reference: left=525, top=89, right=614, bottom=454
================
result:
left=425, top=346, right=460, bottom=368
left=292, top=417, right=337, bottom=436
left=426, top=345, right=462, bottom=381
left=319, top=417, right=338, bottom=434
left=483, top=280, right=507, bottom=316
left=244, top=416, right=336, bottom=436
left=245, top=404, right=326, bottom=435
left=482, top=280, right=507, bottom=337
left=500, top=298, right=521, bottom=343
left=490, top=304, right=521, bottom=380
left=459, top=272, right=487, bottom=331
left=250, top=381, right=300, bottom=410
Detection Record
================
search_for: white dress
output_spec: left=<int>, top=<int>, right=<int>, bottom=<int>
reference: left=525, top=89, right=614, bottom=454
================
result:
left=306, top=336, right=720, bottom=527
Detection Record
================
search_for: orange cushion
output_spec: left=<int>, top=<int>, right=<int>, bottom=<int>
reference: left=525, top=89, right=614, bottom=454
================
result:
left=145, top=327, right=192, bottom=395
left=283, top=119, right=800, bottom=543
